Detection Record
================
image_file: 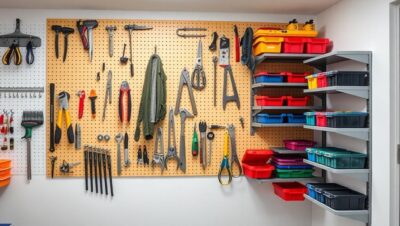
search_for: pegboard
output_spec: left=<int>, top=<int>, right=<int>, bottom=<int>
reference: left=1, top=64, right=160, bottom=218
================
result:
left=0, top=22, right=46, bottom=175
left=46, top=19, right=313, bottom=177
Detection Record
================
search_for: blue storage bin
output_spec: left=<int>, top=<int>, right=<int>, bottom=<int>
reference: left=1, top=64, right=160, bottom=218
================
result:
left=255, top=113, right=286, bottom=124
left=306, top=147, right=317, bottom=162
left=287, top=114, right=306, bottom=124
left=306, top=183, right=340, bottom=199
left=254, top=72, right=285, bottom=83
left=304, top=112, right=316, bottom=126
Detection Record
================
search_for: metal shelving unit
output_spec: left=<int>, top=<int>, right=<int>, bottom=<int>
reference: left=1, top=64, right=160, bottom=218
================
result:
left=252, top=82, right=307, bottom=89
left=304, top=195, right=369, bottom=223
left=302, top=51, right=372, bottom=225
left=255, top=53, right=319, bottom=65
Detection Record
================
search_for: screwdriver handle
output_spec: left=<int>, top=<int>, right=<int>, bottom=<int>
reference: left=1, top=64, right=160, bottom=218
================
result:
left=192, top=131, right=198, bottom=156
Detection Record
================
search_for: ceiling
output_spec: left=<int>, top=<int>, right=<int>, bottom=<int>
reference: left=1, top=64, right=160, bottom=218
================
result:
left=0, top=0, right=340, bottom=14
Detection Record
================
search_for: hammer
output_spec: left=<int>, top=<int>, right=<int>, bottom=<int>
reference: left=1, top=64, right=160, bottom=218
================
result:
left=105, top=26, right=117, bottom=57
left=61, top=27, right=74, bottom=62
left=51, top=25, right=62, bottom=59
left=83, top=20, right=98, bottom=62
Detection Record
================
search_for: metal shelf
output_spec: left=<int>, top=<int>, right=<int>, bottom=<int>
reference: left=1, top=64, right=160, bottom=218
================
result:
left=255, top=53, right=319, bottom=65
left=304, top=195, right=369, bottom=223
left=252, top=123, right=305, bottom=128
left=271, top=147, right=306, bottom=154
left=253, top=106, right=321, bottom=110
left=303, top=51, right=372, bottom=71
left=303, top=159, right=369, bottom=182
left=252, top=82, right=308, bottom=89
left=304, top=86, right=369, bottom=99
left=303, top=125, right=369, bottom=141
left=256, top=177, right=323, bottom=183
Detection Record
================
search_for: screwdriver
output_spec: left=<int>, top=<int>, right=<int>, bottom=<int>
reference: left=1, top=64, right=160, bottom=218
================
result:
left=192, top=123, right=199, bottom=156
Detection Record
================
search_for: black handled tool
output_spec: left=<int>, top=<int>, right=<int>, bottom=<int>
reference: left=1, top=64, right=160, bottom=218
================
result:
left=49, top=83, right=55, bottom=152
left=84, top=148, right=88, bottom=191
left=98, top=151, right=103, bottom=194
left=93, top=151, right=98, bottom=193
left=103, top=152, right=108, bottom=195
left=50, top=156, right=57, bottom=179
left=51, top=25, right=62, bottom=59
left=107, top=152, right=114, bottom=196
left=209, top=32, right=218, bottom=51
left=89, top=150, right=93, bottom=192
left=61, top=27, right=74, bottom=62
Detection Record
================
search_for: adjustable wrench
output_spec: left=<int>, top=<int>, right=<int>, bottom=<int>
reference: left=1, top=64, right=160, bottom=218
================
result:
left=179, top=108, right=194, bottom=173
left=115, top=133, right=123, bottom=175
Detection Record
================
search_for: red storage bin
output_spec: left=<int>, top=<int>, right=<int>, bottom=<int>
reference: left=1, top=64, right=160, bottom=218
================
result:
left=315, top=112, right=328, bottom=127
left=282, top=37, right=305, bottom=53
left=284, top=140, right=316, bottom=151
left=285, top=72, right=309, bottom=83
left=255, top=96, right=286, bottom=106
left=242, top=149, right=275, bottom=179
left=305, top=38, right=330, bottom=54
left=286, top=96, right=310, bottom=106
left=317, top=73, right=328, bottom=88
left=272, top=182, right=308, bottom=201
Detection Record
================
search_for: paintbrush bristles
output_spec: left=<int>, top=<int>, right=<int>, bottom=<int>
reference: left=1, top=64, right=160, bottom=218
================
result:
left=22, top=111, right=44, bottom=125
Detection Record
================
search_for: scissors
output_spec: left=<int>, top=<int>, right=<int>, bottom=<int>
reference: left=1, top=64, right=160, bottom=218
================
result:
left=191, top=40, right=206, bottom=90
left=218, top=131, right=232, bottom=185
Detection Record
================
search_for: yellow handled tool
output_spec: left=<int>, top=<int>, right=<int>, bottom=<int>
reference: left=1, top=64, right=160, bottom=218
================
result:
left=55, top=91, right=74, bottom=144
left=218, top=131, right=232, bottom=185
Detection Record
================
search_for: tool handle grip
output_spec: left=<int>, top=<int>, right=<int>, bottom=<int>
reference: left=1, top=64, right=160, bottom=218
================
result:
left=192, top=137, right=198, bottom=156
left=130, top=63, right=134, bottom=77
left=55, top=34, right=59, bottom=58
left=90, top=99, right=96, bottom=115
left=84, top=151, right=88, bottom=191
left=27, top=138, right=31, bottom=180
left=223, top=132, right=229, bottom=157
left=49, top=84, right=55, bottom=152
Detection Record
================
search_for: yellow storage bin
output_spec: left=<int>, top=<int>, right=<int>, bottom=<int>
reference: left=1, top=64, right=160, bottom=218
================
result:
left=253, top=37, right=284, bottom=55
left=306, top=75, right=317, bottom=89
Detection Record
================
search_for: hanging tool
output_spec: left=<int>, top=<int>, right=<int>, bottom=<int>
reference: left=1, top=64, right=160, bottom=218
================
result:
left=175, top=68, right=198, bottom=116
left=55, top=91, right=74, bottom=144
left=50, top=156, right=57, bottom=179
left=124, top=24, right=153, bottom=77
left=102, top=150, right=108, bottom=195
left=89, top=147, right=93, bottom=192
left=241, top=27, right=255, bottom=72
left=199, top=121, right=207, bottom=169
left=227, top=124, right=242, bottom=177
left=107, top=151, right=114, bottom=196
left=191, top=40, right=206, bottom=91
left=93, top=151, right=98, bottom=193
left=102, top=70, right=112, bottom=121
left=2, top=42, right=22, bottom=65
left=165, top=107, right=180, bottom=169
left=219, top=36, right=230, bottom=67
left=89, top=89, right=97, bottom=119
left=223, top=65, right=240, bottom=110
left=191, top=123, right=198, bottom=156
left=120, top=44, right=128, bottom=64
left=76, top=20, right=88, bottom=50
left=137, top=145, right=143, bottom=165
left=143, top=145, right=149, bottom=166
left=234, top=25, right=240, bottom=63
left=179, top=109, right=194, bottom=173
left=98, top=149, right=103, bottom=194
left=105, top=26, right=117, bottom=57
left=209, top=32, right=218, bottom=51
left=207, top=132, right=214, bottom=166
left=239, top=117, right=244, bottom=129
left=60, top=160, right=80, bottom=174
left=76, top=90, right=85, bottom=119
left=84, top=146, right=88, bottom=191
left=115, top=133, right=123, bottom=176
left=61, top=27, right=74, bottom=62
left=82, top=20, right=98, bottom=62
left=124, top=132, right=130, bottom=167
left=9, top=110, right=14, bottom=134
left=0, top=18, right=41, bottom=48
left=176, top=27, right=207, bottom=38
left=102, top=63, right=105, bottom=72
left=75, top=123, right=81, bottom=150
left=51, top=25, right=62, bottom=59
left=49, top=83, right=55, bottom=152
left=209, top=124, right=227, bottom=130
left=218, top=131, right=232, bottom=185
left=212, top=56, right=218, bottom=107
left=152, top=127, right=165, bottom=172
left=25, top=40, right=35, bottom=65
left=9, top=138, right=14, bottom=151
left=119, top=81, right=132, bottom=123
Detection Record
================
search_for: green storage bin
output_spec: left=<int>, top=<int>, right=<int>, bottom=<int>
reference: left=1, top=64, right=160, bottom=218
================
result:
left=324, top=151, right=367, bottom=169
left=276, top=169, right=314, bottom=178
left=315, top=148, right=347, bottom=165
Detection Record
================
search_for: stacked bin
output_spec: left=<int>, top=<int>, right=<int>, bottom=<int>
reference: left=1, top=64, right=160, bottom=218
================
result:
left=272, top=155, right=314, bottom=178
left=306, top=70, right=369, bottom=89
left=306, top=147, right=367, bottom=169
left=0, top=159, right=11, bottom=188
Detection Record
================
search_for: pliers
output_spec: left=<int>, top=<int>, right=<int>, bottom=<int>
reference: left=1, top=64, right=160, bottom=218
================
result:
left=218, top=131, right=232, bottom=185
left=55, top=91, right=74, bottom=144
left=119, top=81, right=132, bottom=123
left=2, top=41, right=22, bottom=65
left=228, top=124, right=242, bottom=177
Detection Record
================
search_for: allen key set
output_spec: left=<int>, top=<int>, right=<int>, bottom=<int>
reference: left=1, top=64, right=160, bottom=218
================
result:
left=0, top=87, right=44, bottom=98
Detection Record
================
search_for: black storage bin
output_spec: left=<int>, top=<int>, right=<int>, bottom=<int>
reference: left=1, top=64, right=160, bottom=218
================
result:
left=323, top=190, right=367, bottom=210
left=326, top=71, right=369, bottom=86
left=326, top=112, right=368, bottom=128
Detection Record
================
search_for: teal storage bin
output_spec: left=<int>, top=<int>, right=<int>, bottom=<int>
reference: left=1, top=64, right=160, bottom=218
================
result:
left=306, top=147, right=317, bottom=162
left=315, top=147, right=347, bottom=165
left=304, top=112, right=316, bottom=126
left=324, top=151, right=367, bottom=169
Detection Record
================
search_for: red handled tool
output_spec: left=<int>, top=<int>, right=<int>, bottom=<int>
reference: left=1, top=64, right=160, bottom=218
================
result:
left=234, top=25, right=240, bottom=63
left=77, top=90, right=85, bottom=119
left=119, top=81, right=132, bottom=123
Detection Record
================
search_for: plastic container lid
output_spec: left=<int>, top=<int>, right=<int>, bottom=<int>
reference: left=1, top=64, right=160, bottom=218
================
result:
left=326, top=112, right=368, bottom=117
left=323, top=151, right=367, bottom=158
left=284, top=140, right=316, bottom=146
left=323, top=189, right=364, bottom=199
left=242, top=149, right=274, bottom=165
left=257, top=113, right=286, bottom=117
left=304, top=112, right=316, bottom=116
left=253, top=36, right=284, bottom=46
left=254, top=72, right=285, bottom=77
left=255, top=96, right=286, bottom=100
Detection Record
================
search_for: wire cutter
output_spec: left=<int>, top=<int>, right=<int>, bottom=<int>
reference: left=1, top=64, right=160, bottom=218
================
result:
left=218, top=131, right=232, bottom=185
left=191, top=40, right=206, bottom=90
left=164, top=107, right=180, bottom=169
left=2, top=41, right=22, bottom=65
left=228, top=124, right=242, bottom=177
left=119, top=81, right=132, bottom=123
left=102, top=70, right=112, bottom=121
left=55, top=91, right=74, bottom=144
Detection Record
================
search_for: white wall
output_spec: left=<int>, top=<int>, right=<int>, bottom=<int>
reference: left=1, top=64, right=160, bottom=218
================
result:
left=0, top=9, right=314, bottom=226
left=316, top=1, right=391, bottom=226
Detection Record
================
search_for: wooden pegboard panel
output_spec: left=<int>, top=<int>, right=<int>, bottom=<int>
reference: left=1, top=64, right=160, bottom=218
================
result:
left=46, top=19, right=313, bottom=177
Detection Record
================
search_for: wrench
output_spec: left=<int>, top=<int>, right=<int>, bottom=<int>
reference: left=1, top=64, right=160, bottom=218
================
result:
left=179, top=108, right=194, bottom=173
left=115, top=133, right=123, bottom=175
left=124, top=132, right=131, bottom=167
